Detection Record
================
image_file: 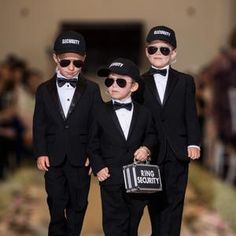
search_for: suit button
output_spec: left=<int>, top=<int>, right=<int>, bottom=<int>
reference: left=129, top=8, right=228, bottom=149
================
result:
left=65, top=125, right=69, bottom=129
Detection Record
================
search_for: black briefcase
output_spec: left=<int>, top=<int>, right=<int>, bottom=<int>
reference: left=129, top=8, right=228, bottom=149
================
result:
left=123, top=161, right=162, bottom=193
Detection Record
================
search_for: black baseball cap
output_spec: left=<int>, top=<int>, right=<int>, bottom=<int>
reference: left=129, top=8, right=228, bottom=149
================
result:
left=146, top=25, right=177, bottom=49
left=97, top=58, right=140, bottom=81
left=53, top=31, right=86, bottom=55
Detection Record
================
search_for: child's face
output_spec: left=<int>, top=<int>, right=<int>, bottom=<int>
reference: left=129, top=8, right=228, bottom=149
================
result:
left=105, top=73, right=138, bottom=101
left=53, top=52, right=86, bottom=79
left=145, top=40, right=176, bottom=69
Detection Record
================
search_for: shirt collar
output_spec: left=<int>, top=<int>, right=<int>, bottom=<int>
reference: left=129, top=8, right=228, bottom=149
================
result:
left=151, top=65, right=170, bottom=71
left=112, top=97, right=132, bottom=104
left=56, top=70, right=79, bottom=80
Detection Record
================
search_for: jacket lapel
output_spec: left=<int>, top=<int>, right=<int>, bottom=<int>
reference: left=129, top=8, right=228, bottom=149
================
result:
left=162, top=68, right=179, bottom=106
left=106, top=102, right=127, bottom=141
left=66, top=75, right=87, bottom=119
left=47, top=75, right=66, bottom=120
left=145, top=71, right=162, bottom=105
left=145, top=68, right=179, bottom=106
left=126, top=103, right=139, bottom=140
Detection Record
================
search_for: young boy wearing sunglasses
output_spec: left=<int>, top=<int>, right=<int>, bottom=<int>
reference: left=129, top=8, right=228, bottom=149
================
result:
left=33, top=31, right=102, bottom=236
left=88, top=58, right=156, bottom=236
left=136, top=26, right=201, bottom=236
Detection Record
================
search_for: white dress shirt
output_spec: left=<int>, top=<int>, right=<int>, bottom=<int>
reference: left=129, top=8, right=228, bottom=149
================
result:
left=153, top=65, right=170, bottom=104
left=56, top=71, right=77, bottom=117
left=112, top=97, right=133, bottom=140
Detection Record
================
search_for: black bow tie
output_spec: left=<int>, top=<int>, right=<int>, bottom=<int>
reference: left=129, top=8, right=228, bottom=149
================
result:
left=57, top=77, right=78, bottom=88
left=113, top=102, right=132, bottom=111
left=150, top=68, right=167, bottom=76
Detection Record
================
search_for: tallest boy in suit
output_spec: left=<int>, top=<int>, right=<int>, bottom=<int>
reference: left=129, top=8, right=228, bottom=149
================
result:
left=33, top=31, right=102, bottom=236
left=134, top=26, right=201, bottom=236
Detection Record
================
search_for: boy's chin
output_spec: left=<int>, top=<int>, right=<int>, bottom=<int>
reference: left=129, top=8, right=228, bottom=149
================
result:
left=61, top=72, right=80, bottom=79
left=152, top=63, right=169, bottom=69
left=111, top=95, right=131, bottom=101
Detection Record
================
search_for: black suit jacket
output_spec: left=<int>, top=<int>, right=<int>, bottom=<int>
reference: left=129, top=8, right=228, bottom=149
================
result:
left=134, top=67, right=201, bottom=163
left=33, top=74, right=102, bottom=166
left=88, top=101, right=157, bottom=185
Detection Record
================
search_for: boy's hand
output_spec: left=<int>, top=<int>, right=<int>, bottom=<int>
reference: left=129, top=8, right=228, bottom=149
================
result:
left=37, top=156, right=50, bottom=171
left=188, top=147, right=200, bottom=160
left=134, top=146, right=150, bottom=162
left=97, top=167, right=110, bottom=182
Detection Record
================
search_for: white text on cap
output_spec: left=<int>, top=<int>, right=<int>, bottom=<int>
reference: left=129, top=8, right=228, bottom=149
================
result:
left=154, top=30, right=171, bottom=36
left=62, top=39, right=80, bottom=45
left=109, top=62, right=123, bottom=67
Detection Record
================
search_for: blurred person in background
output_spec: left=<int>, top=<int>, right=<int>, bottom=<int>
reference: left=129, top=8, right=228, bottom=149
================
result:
left=17, top=69, right=43, bottom=154
left=0, top=56, right=25, bottom=178
left=195, top=67, right=217, bottom=170
left=200, top=26, right=236, bottom=184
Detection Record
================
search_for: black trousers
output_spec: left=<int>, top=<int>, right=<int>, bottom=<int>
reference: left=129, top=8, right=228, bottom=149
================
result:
left=45, top=158, right=90, bottom=236
left=148, top=146, right=189, bottom=236
left=100, top=184, right=148, bottom=236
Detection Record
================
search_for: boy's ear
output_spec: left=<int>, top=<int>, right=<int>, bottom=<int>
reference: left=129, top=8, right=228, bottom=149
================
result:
left=145, top=47, right=149, bottom=58
left=171, top=49, right=177, bottom=62
left=131, top=81, right=139, bottom=92
left=53, top=53, right=58, bottom=64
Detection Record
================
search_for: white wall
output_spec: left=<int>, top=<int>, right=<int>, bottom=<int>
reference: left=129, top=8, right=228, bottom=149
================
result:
left=0, top=0, right=235, bottom=77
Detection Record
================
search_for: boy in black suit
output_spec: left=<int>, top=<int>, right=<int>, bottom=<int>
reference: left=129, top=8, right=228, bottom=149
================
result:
left=88, top=58, right=156, bottom=236
left=135, top=26, right=201, bottom=236
left=33, top=31, right=102, bottom=236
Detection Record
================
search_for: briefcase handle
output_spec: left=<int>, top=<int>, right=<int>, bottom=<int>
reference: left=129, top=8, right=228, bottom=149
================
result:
left=133, top=159, right=151, bottom=165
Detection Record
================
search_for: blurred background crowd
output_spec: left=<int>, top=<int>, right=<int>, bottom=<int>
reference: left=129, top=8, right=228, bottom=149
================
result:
left=196, top=26, right=236, bottom=186
left=0, top=54, right=42, bottom=179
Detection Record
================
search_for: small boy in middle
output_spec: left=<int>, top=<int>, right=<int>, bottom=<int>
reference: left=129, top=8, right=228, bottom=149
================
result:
left=88, top=58, right=157, bottom=236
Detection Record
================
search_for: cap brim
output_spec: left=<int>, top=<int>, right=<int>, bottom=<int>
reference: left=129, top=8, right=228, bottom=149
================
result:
left=97, top=67, right=127, bottom=77
left=146, top=35, right=176, bottom=48
left=97, top=67, right=140, bottom=81
left=54, top=49, right=86, bottom=56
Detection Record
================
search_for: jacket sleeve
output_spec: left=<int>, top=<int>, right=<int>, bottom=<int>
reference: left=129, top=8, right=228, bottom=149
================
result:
left=33, top=86, right=47, bottom=159
left=185, top=76, right=201, bottom=146
left=87, top=110, right=106, bottom=174
left=141, top=108, right=158, bottom=156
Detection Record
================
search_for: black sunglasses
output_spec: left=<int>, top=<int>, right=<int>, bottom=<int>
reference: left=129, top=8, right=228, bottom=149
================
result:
left=147, top=46, right=171, bottom=56
left=104, top=78, right=131, bottom=88
left=59, top=59, right=84, bottom=68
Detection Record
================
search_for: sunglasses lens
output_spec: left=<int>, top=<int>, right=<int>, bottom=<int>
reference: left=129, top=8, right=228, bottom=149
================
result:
left=160, top=47, right=171, bottom=56
left=104, top=78, right=114, bottom=87
left=147, top=46, right=171, bottom=56
left=59, top=59, right=84, bottom=68
left=104, top=78, right=127, bottom=88
left=116, top=79, right=127, bottom=88
left=73, top=60, right=84, bottom=68
left=147, top=46, right=158, bottom=55
left=59, top=60, right=70, bottom=67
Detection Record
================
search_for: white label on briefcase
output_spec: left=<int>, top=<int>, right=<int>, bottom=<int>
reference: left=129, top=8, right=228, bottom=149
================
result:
left=123, top=162, right=162, bottom=193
